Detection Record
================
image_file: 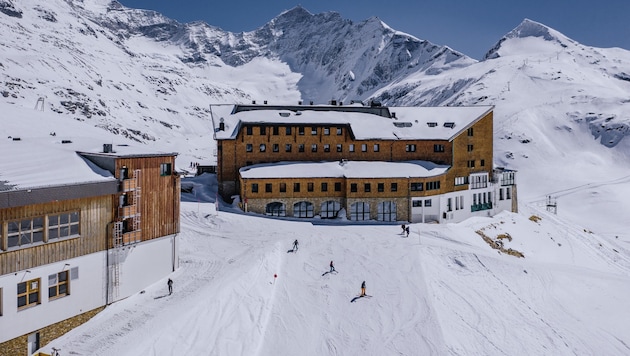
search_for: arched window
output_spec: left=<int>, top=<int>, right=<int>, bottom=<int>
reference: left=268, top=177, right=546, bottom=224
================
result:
left=265, top=202, right=286, bottom=217
left=293, top=201, right=314, bottom=218
left=349, top=202, right=370, bottom=221
left=320, top=201, right=341, bottom=219
left=377, top=201, right=397, bottom=221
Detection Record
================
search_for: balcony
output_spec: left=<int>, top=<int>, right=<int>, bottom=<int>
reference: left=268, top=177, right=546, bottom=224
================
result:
left=471, top=202, right=493, bottom=212
left=120, top=179, right=137, bottom=192
left=122, top=230, right=142, bottom=245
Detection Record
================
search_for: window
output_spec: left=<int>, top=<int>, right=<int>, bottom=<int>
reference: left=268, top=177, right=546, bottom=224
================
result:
left=260, top=126, right=266, bottom=135
left=377, top=183, right=384, bottom=192
left=377, top=201, right=396, bottom=222
left=426, top=181, right=441, bottom=190
left=286, top=127, right=292, bottom=135
left=320, top=201, right=340, bottom=219
left=251, top=183, right=258, bottom=193
left=321, top=182, right=328, bottom=192
left=293, top=183, right=300, bottom=192
left=246, top=144, right=253, bottom=152
left=364, top=183, right=371, bottom=192
left=7, top=217, right=44, bottom=248
left=455, top=176, right=469, bottom=186
left=298, top=144, right=305, bottom=152
left=349, top=144, right=355, bottom=152
left=467, top=160, right=475, bottom=168
left=336, top=144, right=342, bottom=152
left=311, top=127, right=317, bottom=135
left=324, top=144, right=330, bottom=152
left=373, top=144, right=380, bottom=152
left=294, top=201, right=314, bottom=218
left=48, top=212, right=80, bottom=241
left=17, top=278, right=40, bottom=309
left=259, top=144, right=266, bottom=152
left=334, top=182, right=342, bottom=192
left=434, top=144, right=444, bottom=152
left=350, top=183, right=358, bottom=193
left=406, top=144, right=416, bottom=152
left=311, top=144, right=317, bottom=152
left=459, top=196, right=463, bottom=209
left=307, top=182, right=314, bottom=192
left=160, top=163, right=172, bottom=176
left=480, top=159, right=485, bottom=167
left=48, top=271, right=69, bottom=299
left=246, top=126, right=253, bottom=135
left=506, top=187, right=511, bottom=199
left=411, top=183, right=423, bottom=191
left=500, top=188, right=504, bottom=200
left=350, top=202, right=370, bottom=221
left=467, top=127, right=474, bottom=136
left=447, top=198, right=452, bottom=212
left=265, top=184, right=272, bottom=193
left=467, top=144, right=474, bottom=152
left=412, top=200, right=422, bottom=207
left=273, top=144, right=279, bottom=152
left=324, top=127, right=330, bottom=135
left=280, top=183, right=286, bottom=193
left=391, top=183, right=398, bottom=192
left=285, top=144, right=292, bottom=152
left=361, top=144, right=367, bottom=152
left=266, top=202, right=286, bottom=217
left=425, top=199, right=432, bottom=207
left=272, top=126, right=279, bottom=135
left=336, top=127, right=343, bottom=135
left=298, top=127, right=305, bottom=135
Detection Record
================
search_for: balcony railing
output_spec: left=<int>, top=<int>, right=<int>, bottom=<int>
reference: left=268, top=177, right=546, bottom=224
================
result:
left=471, top=202, right=493, bottom=212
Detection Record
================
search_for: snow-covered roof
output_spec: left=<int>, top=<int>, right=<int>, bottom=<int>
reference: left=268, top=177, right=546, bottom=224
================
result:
left=210, top=104, right=493, bottom=141
left=239, top=160, right=450, bottom=179
left=0, top=137, right=115, bottom=191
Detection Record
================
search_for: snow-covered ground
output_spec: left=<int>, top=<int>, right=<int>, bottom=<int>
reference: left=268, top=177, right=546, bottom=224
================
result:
left=40, top=173, right=630, bottom=356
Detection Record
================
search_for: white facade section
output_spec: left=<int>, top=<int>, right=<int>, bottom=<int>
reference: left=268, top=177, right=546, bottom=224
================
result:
left=0, top=234, right=179, bottom=343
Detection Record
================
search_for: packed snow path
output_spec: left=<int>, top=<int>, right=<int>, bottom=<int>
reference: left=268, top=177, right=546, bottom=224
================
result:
left=46, top=200, right=630, bottom=355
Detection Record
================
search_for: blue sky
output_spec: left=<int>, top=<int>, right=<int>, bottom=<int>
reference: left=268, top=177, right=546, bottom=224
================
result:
left=119, top=0, right=630, bottom=60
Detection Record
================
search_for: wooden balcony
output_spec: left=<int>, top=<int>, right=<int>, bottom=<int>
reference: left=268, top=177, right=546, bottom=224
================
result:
left=120, top=178, right=137, bottom=192
left=122, top=230, right=142, bottom=245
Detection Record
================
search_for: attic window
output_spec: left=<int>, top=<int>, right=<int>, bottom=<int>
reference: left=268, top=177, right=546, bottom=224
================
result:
left=393, top=122, right=412, bottom=128
left=443, top=122, right=455, bottom=128
left=427, top=122, right=438, bottom=127
left=279, top=112, right=290, bottom=117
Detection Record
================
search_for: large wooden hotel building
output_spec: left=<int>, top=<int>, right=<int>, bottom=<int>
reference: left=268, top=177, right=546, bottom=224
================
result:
left=211, top=102, right=517, bottom=223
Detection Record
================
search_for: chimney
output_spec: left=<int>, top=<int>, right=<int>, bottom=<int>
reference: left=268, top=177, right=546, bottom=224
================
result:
left=264, top=100, right=268, bottom=105
left=103, top=143, right=113, bottom=153
left=330, top=99, right=337, bottom=106
left=391, top=112, right=396, bottom=119
left=298, top=100, right=302, bottom=105
left=252, top=100, right=256, bottom=104
left=310, top=101, right=314, bottom=105
left=219, top=118, right=225, bottom=131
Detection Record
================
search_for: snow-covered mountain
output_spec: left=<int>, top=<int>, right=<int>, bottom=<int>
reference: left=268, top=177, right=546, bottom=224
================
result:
left=1, top=0, right=630, bottom=236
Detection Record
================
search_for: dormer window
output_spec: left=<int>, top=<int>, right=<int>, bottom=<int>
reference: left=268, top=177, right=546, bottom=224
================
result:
left=443, top=122, right=455, bottom=128
left=427, top=122, right=438, bottom=127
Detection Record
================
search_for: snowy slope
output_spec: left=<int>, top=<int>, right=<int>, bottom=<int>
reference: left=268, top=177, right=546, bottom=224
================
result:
left=40, top=174, right=630, bottom=356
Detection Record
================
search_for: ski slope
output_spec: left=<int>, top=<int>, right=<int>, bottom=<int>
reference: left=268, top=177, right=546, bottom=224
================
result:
left=42, top=174, right=630, bottom=356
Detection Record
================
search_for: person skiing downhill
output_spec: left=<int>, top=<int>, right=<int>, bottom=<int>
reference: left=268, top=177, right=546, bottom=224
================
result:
left=293, top=239, right=299, bottom=252
left=360, top=281, right=366, bottom=296
left=405, top=226, right=410, bottom=237
left=167, top=278, right=173, bottom=295
left=330, top=261, right=336, bottom=273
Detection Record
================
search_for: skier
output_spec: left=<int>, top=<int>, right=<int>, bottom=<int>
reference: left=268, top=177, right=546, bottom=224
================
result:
left=360, top=281, right=366, bottom=296
left=167, top=278, right=173, bottom=295
left=330, top=260, right=336, bottom=273
left=405, top=226, right=410, bottom=237
left=293, top=239, right=299, bottom=252
left=401, top=224, right=406, bottom=234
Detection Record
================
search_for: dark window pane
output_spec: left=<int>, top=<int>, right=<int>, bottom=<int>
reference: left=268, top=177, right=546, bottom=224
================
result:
left=60, top=214, right=69, bottom=224
left=33, top=231, right=44, bottom=243
left=18, top=295, right=26, bottom=307
left=49, top=228, right=59, bottom=240
left=59, top=284, right=67, bottom=295
left=29, top=291, right=38, bottom=304
left=49, top=287, right=57, bottom=298
left=8, top=235, right=19, bottom=247
left=33, top=217, right=44, bottom=229
left=70, top=225, right=79, bottom=235
left=8, top=221, right=19, bottom=234
left=18, top=282, right=26, bottom=294
left=70, top=212, right=79, bottom=223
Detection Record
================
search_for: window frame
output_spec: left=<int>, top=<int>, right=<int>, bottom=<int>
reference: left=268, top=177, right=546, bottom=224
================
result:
left=48, top=271, right=69, bottom=300
left=17, top=278, right=40, bottom=310
left=160, top=163, right=172, bottom=176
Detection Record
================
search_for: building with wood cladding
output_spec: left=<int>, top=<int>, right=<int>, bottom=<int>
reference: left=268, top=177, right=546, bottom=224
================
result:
left=0, top=139, right=180, bottom=355
left=211, top=102, right=517, bottom=223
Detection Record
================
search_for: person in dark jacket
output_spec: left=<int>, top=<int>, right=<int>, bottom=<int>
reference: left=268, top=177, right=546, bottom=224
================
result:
left=167, top=278, right=173, bottom=295
left=330, top=260, right=336, bottom=273
left=293, top=239, right=299, bottom=251
left=405, top=226, right=410, bottom=237
left=360, top=281, right=366, bottom=296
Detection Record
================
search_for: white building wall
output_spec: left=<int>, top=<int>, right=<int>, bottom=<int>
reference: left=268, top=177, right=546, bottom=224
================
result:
left=110, top=234, right=178, bottom=302
left=0, top=252, right=107, bottom=343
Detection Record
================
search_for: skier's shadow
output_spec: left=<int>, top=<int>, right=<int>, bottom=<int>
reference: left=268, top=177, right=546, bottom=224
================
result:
left=321, top=271, right=338, bottom=276
left=350, top=296, right=362, bottom=303
left=154, top=294, right=170, bottom=300
left=287, top=249, right=296, bottom=253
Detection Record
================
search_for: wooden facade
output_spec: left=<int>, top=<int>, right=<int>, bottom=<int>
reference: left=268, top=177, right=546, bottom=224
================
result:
left=0, top=195, right=112, bottom=275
